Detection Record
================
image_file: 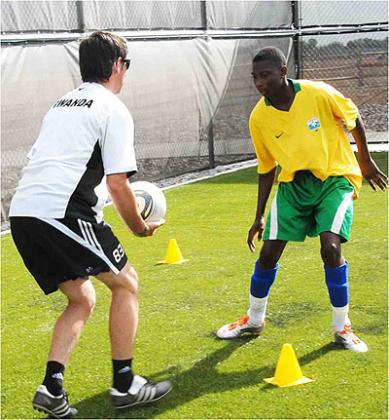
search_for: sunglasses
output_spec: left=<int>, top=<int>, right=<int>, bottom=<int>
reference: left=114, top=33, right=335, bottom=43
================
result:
left=122, top=58, right=131, bottom=70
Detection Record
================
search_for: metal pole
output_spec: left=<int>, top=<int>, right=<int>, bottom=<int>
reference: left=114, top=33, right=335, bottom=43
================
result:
left=357, top=48, right=364, bottom=86
left=201, top=1, right=215, bottom=168
left=200, top=0, right=207, bottom=31
left=207, top=121, right=215, bottom=169
left=76, top=1, right=85, bottom=33
left=292, top=1, right=302, bottom=78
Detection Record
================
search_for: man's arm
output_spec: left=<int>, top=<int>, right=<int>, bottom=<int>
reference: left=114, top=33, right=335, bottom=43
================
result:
left=106, top=173, right=163, bottom=236
left=247, top=167, right=277, bottom=252
left=351, top=117, right=388, bottom=191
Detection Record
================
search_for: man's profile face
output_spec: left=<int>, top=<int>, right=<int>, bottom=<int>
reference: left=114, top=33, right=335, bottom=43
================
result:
left=251, top=60, right=286, bottom=97
left=113, top=57, right=129, bottom=94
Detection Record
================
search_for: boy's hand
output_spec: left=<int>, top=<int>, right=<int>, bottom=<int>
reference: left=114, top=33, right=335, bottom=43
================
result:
left=359, top=157, right=388, bottom=191
left=247, top=217, right=265, bottom=252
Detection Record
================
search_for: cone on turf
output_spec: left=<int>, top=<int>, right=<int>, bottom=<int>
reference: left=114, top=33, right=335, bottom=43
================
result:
left=264, top=343, right=313, bottom=387
left=158, top=239, right=189, bottom=264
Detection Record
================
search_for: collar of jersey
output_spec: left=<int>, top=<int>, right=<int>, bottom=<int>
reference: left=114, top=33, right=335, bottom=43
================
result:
left=264, top=79, right=301, bottom=106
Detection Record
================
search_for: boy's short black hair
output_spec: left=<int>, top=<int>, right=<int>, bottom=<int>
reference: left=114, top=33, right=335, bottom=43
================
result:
left=79, top=31, right=128, bottom=83
left=253, top=47, right=287, bottom=68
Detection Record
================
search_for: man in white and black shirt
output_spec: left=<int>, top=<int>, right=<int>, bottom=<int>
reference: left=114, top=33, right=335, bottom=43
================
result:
left=10, top=31, right=172, bottom=418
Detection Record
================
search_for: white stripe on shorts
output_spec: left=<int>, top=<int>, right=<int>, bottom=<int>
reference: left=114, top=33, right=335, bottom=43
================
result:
left=82, top=220, right=94, bottom=246
left=38, top=218, right=120, bottom=274
left=87, top=222, right=104, bottom=253
left=79, top=219, right=103, bottom=253
left=330, top=191, right=353, bottom=235
left=78, top=219, right=92, bottom=246
left=269, top=191, right=278, bottom=240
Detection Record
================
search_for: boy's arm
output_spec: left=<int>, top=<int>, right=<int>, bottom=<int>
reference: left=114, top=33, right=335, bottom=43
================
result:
left=247, top=167, right=277, bottom=252
left=351, top=117, right=388, bottom=191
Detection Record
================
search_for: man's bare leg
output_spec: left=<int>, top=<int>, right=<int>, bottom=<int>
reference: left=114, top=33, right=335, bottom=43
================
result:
left=95, top=263, right=139, bottom=360
left=33, top=278, right=95, bottom=418
left=48, top=278, right=96, bottom=365
left=95, top=263, right=172, bottom=407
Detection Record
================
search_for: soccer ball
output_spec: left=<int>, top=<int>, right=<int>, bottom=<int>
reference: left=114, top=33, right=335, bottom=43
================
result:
left=131, top=181, right=167, bottom=222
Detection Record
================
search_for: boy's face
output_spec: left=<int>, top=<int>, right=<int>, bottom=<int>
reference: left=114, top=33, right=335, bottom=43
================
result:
left=251, top=60, right=287, bottom=97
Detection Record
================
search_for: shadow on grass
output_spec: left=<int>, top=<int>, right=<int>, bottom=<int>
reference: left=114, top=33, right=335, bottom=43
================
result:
left=73, top=339, right=338, bottom=419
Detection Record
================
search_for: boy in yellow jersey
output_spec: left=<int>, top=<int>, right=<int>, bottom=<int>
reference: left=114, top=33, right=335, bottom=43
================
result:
left=216, top=47, right=387, bottom=352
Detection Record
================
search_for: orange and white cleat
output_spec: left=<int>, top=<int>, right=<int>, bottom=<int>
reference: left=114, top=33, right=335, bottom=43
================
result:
left=216, top=315, right=265, bottom=339
left=334, top=324, right=368, bottom=353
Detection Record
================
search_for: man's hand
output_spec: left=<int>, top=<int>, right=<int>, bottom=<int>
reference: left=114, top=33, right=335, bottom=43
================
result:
left=134, top=219, right=165, bottom=237
left=247, top=217, right=265, bottom=252
left=359, top=157, right=388, bottom=191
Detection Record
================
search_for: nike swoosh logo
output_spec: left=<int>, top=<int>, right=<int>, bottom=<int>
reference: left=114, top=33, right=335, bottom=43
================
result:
left=275, top=132, right=283, bottom=139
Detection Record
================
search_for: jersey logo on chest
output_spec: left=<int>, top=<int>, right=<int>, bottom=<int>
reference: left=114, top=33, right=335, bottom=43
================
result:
left=307, top=117, right=320, bottom=131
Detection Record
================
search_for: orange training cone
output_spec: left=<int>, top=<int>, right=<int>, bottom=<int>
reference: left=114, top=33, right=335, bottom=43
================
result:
left=264, top=343, right=313, bottom=387
left=158, top=239, right=189, bottom=265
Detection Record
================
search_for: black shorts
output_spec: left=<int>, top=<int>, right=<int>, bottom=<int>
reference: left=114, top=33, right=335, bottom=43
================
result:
left=10, top=217, right=128, bottom=295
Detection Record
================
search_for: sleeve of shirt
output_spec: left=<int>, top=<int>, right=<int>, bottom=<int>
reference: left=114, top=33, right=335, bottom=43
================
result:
left=321, top=82, right=358, bottom=131
left=100, top=104, right=137, bottom=177
left=249, top=113, right=277, bottom=174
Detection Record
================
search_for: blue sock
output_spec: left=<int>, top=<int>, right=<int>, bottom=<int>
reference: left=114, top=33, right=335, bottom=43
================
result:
left=324, top=261, right=349, bottom=307
left=250, top=260, right=279, bottom=298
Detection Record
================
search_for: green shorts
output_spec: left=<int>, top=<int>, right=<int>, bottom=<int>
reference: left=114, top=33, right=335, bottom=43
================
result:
left=263, top=171, right=354, bottom=243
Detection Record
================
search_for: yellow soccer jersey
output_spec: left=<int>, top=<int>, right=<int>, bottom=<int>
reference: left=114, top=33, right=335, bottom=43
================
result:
left=249, top=79, right=362, bottom=197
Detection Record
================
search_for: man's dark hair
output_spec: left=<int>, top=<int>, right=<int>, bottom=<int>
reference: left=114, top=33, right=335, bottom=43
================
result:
left=253, top=47, right=287, bottom=68
left=79, top=31, right=128, bottom=83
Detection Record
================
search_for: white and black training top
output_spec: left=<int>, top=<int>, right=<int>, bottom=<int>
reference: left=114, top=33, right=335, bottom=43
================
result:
left=9, top=82, right=137, bottom=223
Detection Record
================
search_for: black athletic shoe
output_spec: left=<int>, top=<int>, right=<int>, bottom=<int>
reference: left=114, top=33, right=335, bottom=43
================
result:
left=110, top=375, right=172, bottom=409
left=32, top=385, right=78, bottom=419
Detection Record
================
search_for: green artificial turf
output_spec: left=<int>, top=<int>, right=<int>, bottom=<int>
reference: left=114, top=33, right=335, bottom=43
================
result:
left=1, top=153, right=388, bottom=419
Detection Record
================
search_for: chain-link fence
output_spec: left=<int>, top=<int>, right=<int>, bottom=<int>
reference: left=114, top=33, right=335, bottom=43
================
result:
left=300, top=0, right=387, bottom=26
left=299, top=1, right=388, bottom=145
left=300, top=32, right=387, bottom=143
left=1, top=1, right=388, bottom=227
left=1, top=1, right=292, bottom=33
